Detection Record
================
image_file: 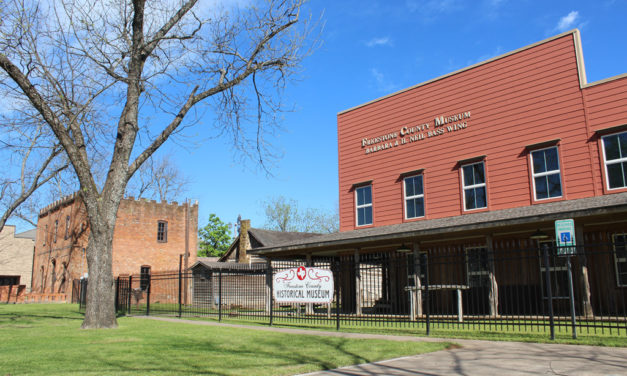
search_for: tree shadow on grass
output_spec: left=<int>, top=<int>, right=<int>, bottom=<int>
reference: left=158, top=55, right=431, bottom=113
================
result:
left=0, top=312, right=84, bottom=322
left=77, top=330, right=396, bottom=375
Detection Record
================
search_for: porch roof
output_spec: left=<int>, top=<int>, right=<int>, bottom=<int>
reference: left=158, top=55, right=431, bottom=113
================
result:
left=190, top=259, right=267, bottom=271
left=252, top=192, right=627, bottom=256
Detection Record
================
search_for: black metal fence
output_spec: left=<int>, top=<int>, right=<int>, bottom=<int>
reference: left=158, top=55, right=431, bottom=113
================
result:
left=77, top=240, right=627, bottom=340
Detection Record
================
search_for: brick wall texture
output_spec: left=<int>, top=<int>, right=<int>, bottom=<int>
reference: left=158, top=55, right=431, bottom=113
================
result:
left=31, top=193, right=198, bottom=296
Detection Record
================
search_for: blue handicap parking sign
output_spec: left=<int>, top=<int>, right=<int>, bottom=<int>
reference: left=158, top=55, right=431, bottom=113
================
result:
left=560, top=232, right=571, bottom=243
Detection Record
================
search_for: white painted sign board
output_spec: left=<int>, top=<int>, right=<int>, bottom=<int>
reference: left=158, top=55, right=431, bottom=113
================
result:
left=555, top=219, right=576, bottom=255
left=273, top=266, right=334, bottom=303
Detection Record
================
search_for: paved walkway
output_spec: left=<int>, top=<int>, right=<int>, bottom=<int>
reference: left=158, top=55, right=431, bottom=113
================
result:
left=136, top=316, right=627, bottom=376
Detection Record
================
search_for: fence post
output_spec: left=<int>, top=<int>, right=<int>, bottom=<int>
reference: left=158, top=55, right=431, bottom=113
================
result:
left=178, top=254, right=183, bottom=318
left=567, top=254, right=577, bottom=339
left=146, top=273, right=151, bottom=316
left=218, top=268, right=222, bottom=322
left=542, top=243, right=555, bottom=340
left=127, top=275, right=133, bottom=315
left=268, top=261, right=274, bottom=326
left=423, top=253, right=430, bottom=336
left=335, top=258, right=340, bottom=331
left=115, top=277, right=120, bottom=313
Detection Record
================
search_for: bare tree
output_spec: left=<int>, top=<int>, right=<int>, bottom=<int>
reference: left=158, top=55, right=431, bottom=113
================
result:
left=262, top=196, right=338, bottom=234
left=0, top=0, right=316, bottom=328
left=126, top=154, right=191, bottom=202
left=0, top=116, right=69, bottom=232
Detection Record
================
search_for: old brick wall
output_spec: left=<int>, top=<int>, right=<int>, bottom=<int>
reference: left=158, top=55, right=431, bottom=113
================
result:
left=31, top=193, right=198, bottom=299
left=32, top=193, right=89, bottom=295
left=112, top=198, right=198, bottom=277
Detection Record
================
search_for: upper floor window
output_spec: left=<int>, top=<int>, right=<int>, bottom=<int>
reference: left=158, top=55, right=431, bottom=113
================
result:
left=530, top=147, right=562, bottom=200
left=602, top=132, right=627, bottom=189
left=157, top=221, right=168, bottom=242
left=53, top=220, right=58, bottom=243
left=355, top=185, right=372, bottom=226
left=462, top=162, right=487, bottom=211
left=613, top=233, right=627, bottom=287
left=404, top=175, right=425, bottom=219
left=64, top=215, right=70, bottom=240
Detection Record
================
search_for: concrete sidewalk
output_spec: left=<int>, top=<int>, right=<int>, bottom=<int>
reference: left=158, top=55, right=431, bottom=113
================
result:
left=299, top=340, right=627, bottom=376
left=137, top=316, right=627, bottom=376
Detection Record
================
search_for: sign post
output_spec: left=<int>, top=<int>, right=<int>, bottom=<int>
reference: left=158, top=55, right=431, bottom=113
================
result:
left=554, top=219, right=578, bottom=339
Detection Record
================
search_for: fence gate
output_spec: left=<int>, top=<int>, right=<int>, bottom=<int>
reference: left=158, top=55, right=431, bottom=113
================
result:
left=115, top=277, right=131, bottom=314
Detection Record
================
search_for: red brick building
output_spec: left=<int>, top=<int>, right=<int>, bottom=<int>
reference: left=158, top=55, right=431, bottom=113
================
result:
left=31, top=192, right=198, bottom=296
left=255, top=30, right=627, bottom=317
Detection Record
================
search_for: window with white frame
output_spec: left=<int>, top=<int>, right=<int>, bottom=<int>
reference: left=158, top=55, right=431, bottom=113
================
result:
left=466, top=247, right=490, bottom=287
left=613, top=233, right=627, bottom=287
left=355, top=185, right=372, bottom=226
left=462, top=162, right=487, bottom=211
left=531, top=147, right=562, bottom=200
left=404, top=175, right=424, bottom=219
left=602, top=132, right=627, bottom=189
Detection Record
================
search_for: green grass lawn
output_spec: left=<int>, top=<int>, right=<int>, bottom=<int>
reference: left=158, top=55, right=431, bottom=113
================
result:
left=168, top=312, right=627, bottom=347
left=0, top=304, right=449, bottom=376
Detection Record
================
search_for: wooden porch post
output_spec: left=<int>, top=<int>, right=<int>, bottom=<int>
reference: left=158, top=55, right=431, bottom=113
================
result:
left=306, top=254, right=314, bottom=315
left=354, top=249, right=362, bottom=316
left=412, top=242, right=422, bottom=320
left=575, top=223, right=594, bottom=317
left=486, top=235, right=499, bottom=317
left=265, top=259, right=272, bottom=313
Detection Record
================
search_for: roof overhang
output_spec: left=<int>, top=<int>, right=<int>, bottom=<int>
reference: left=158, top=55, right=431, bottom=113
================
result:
left=252, top=192, right=627, bottom=257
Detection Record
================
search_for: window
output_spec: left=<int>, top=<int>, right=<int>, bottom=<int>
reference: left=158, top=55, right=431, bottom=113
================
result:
left=40, top=266, right=45, bottom=293
left=43, top=224, right=47, bottom=246
left=54, top=220, right=58, bottom=243
left=602, top=132, right=627, bottom=189
left=140, top=266, right=151, bottom=291
left=355, top=185, right=373, bottom=226
left=50, top=259, right=57, bottom=293
left=530, top=147, right=562, bottom=200
left=404, top=175, right=425, bottom=219
left=0, top=276, right=20, bottom=286
left=64, top=215, right=70, bottom=240
left=462, top=162, right=487, bottom=211
left=466, top=247, right=490, bottom=287
left=538, top=241, right=569, bottom=299
left=157, top=221, right=168, bottom=242
left=613, top=234, right=627, bottom=287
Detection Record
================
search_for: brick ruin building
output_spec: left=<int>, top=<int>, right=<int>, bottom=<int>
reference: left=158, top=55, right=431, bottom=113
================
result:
left=31, top=192, right=198, bottom=300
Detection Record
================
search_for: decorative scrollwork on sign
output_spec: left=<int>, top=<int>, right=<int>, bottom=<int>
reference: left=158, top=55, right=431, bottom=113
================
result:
left=275, top=270, right=295, bottom=282
left=307, top=269, right=330, bottom=282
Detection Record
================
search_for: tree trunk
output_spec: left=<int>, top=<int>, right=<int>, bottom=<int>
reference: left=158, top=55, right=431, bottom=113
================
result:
left=80, top=209, right=118, bottom=329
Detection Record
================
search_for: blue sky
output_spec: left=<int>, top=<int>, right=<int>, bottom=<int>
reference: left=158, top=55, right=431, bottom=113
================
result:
left=173, top=0, right=627, bottom=234
left=7, top=0, right=627, bottom=235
